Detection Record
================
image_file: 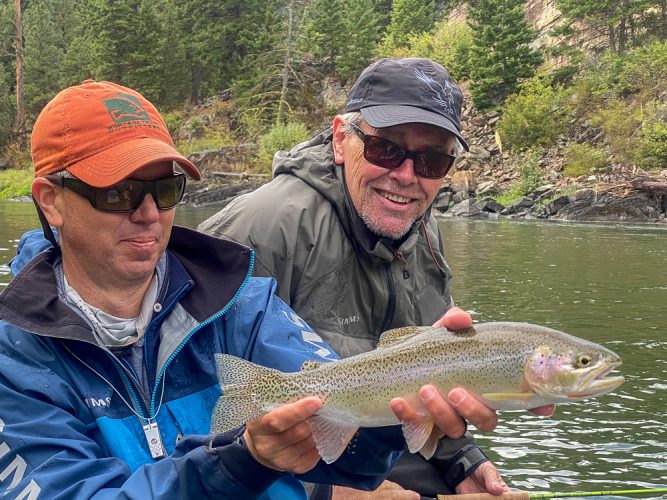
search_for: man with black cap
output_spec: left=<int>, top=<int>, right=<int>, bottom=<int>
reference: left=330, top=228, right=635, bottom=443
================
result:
left=199, top=58, right=555, bottom=498
left=0, top=79, right=470, bottom=499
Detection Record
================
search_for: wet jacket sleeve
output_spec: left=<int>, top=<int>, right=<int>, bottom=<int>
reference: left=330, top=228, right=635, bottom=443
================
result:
left=0, top=332, right=290, bottom=499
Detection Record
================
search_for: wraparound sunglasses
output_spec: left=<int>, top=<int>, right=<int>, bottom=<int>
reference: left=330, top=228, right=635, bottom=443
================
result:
left=349, top=122, right=457, bottom=179
left=48, top=173, right=186, bottom=213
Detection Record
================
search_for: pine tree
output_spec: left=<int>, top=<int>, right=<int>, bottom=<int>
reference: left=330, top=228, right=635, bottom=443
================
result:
left=299, top=0, right=347, bottom=64
left=468, top=0, right=543, bottom=111
left=381, top=0, right=435, bottom=52
left=23, top=0, right=80, bottom=119
left=337, top=0, right=381, bottom=81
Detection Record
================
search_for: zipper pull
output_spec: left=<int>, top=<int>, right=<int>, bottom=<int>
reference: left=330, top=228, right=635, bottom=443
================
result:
left=143, top=420, right=166, bottom=459
left=394, top=251, right=410, bottom=280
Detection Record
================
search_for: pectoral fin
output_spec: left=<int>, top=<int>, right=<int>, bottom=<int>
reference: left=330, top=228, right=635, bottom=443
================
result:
left=308, top=416, right=359, bottom=464
left=483, top=392, right=536, bottom=401
left=482, top=391, right=538, bottom=410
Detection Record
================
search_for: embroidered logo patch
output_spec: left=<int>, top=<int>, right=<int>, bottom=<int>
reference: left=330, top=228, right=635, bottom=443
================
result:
left=414, top=69, right=456, bottom=115
left=102, top=94, right=151, bottom=123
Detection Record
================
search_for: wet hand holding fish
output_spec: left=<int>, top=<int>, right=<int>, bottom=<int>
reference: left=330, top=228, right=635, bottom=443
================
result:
left=211, top=322, right=624, bottom=464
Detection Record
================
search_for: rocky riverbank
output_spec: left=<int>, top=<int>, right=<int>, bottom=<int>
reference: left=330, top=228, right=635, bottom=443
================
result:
left=180, top=93, right=667, bottom=224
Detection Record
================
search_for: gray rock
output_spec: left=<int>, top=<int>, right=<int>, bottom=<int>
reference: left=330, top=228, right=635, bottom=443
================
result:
left=433, top=192, right=452, bottom=213
left=501, top=196, right=534, bottom=215
left=448, top=199, right=475, bottom=217
left=543, top=195, right=572, bottom=216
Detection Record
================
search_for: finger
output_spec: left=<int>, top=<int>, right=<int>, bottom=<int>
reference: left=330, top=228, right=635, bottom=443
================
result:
left=433, top=307, right=473, bottom=330
left=529, top=404, right=556, bottom=417
left=479, top=462, right=510, bottom=494
left=447, top=388, right=498, bottom=432
left=420, top=385, right=468, bottom=438
left=251, top=397, right=322, bottom=435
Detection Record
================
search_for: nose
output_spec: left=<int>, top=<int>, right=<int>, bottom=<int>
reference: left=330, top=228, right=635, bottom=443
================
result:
left=129, top=193, right=160, bottom=223
left=387, top=157, right=418, bottom=184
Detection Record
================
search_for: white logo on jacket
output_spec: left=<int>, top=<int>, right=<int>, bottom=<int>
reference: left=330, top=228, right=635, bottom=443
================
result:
left=283, top=311, right=335, bottom=360
left=0, top=416, right=42, bottom=499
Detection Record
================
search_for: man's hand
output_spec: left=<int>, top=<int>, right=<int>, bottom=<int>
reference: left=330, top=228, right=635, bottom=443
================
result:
left=455, top=461, right=509, bottom=494
left=243, top=397, right=323, bottom=474
left=332, top=481, right=419, bottom=500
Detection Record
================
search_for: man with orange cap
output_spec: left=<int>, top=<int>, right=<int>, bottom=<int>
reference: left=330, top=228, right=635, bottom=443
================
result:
left=0, top=80, right=473, bottom=499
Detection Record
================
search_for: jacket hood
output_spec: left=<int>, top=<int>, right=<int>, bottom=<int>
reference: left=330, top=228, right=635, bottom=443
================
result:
left=272, top=128, right=353, bottom=233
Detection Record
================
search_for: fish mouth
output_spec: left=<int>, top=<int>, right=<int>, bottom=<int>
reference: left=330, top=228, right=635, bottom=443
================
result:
left=568, top=360, right=625, bottom=399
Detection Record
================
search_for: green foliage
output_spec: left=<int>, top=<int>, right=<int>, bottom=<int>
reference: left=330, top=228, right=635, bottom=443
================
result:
left=0, top=65, right=14, bottom=148
left=378, top=20, right=473, bottom=81
left=336, top=0, right=382, bottom=81
left=637, top=115, right=667, bottom=170
left=492, top=152, right=544, bottom=205
left=497, top=77, right=569, bottom=151
left=588, top=99, right=640, bottom=164
left=563, top=143, right=607, bottom=177
left=176, top=132, right=231, bottom=156
left=379, top=0, right=435, bottom=53
left=0, top=169, right=33, bottom=199
left=162, top=111, right=186, bottom=136
left=256, top=122, right=309, bottom=172
left=556, top=0, right=647, bottom=54
left=468, top=0, right=543, bottom=112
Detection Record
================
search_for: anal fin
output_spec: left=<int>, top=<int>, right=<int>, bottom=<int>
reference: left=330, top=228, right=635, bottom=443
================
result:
left=401, top=415, right=435, bottom=455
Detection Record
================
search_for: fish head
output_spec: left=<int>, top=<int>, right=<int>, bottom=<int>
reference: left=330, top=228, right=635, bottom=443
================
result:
left=524, top=342, right=625, bottom=403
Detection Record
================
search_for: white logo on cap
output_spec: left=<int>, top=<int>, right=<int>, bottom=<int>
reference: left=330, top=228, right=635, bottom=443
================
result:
left=414, top=69, right=455, bottom=115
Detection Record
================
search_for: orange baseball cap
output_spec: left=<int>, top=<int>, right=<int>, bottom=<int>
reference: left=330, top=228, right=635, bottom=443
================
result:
left=31, top=80, right=201, bottom=187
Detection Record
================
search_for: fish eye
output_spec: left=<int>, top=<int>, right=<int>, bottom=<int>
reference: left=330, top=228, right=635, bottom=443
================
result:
left=575, top=355, right=593, bottom=368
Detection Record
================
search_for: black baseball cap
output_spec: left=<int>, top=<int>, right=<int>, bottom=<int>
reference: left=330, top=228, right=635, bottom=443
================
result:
left=344, top=58, right=469, bottom=151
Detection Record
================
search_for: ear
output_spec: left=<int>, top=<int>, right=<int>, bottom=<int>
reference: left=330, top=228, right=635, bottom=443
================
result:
left=332, top=115, right=347, bottom=165
left=32, top=178, right=64, bottom=228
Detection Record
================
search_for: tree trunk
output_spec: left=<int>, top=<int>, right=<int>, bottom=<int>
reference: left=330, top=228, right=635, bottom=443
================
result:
left=190, top=64, right=202, bottom=105
left=277, top=1, right=294, bottom=126
left=13, top=0, right=25, bottom=144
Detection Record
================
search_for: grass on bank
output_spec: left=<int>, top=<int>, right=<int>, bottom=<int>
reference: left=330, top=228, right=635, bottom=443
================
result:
left=0, top=169, right=33, bottom=199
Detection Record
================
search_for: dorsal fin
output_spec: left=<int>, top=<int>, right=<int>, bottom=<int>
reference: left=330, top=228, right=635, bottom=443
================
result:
left=377, top=326, right=431, bottom=348
left=301, top=360, right=323, bottom=371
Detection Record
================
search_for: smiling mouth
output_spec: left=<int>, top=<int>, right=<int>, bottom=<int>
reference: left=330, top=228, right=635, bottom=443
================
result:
left=378, top=190, right=413, bottom=204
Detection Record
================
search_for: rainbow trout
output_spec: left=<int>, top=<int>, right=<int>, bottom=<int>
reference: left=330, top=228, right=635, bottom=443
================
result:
left=211, top=322, right=624, bottom=463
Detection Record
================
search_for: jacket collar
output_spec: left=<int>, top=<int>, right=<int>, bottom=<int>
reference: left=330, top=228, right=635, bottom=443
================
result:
left=0, top=226, right=252, bottom=343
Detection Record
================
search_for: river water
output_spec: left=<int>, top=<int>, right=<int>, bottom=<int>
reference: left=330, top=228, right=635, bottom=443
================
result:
left=0, top=200, right=665, bottom=496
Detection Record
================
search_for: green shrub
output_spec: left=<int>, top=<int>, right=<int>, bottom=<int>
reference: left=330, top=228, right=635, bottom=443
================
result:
left=176, top=131, right=231, bottom=156
left=497, top=78, right=569, bottom=151
left=637, top=118, right=667, bottom=170
left=588, top=99, right=640, bottom=164
left=492, top=151, right=543, bottom=205
left=256, top=122, right=310, bottom=173
left=378, top=20, right=473, bottom=81
left=563, top=143, right=607, bottom=177
left=162, top=111, right=185, bottom=136
left=0, top=169, right=33, bottom=199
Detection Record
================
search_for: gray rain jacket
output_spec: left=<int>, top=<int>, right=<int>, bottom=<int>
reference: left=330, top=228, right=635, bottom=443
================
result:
left=198, top=129, right=489, bottom=496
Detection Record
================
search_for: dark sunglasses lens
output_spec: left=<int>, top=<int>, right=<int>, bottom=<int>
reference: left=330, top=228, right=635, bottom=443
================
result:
left=91, top=175, right=185, bottom=211
left=154, top=175, right=186, bottom=209
left=364, top=136, right=405, bottom=168
left=413, top=152, right=455, bottom=179
left=94, top=180, right=137, bottom=211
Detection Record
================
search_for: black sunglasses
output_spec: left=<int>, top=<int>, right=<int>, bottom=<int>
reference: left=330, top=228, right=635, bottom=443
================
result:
left=50, top=173, right=186, bottom=213
left=349, top=123, right=457, bottom=179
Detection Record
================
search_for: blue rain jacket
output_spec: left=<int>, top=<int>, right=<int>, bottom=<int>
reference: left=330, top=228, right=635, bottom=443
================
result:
left=0, top=226, right=404, bottom=499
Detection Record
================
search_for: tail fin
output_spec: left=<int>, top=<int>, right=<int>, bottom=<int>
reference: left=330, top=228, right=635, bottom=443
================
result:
left=211, top=353, right=284, bottom=434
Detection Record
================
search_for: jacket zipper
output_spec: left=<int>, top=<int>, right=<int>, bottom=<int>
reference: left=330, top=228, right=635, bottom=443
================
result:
left=394, top=251, right=410, bottom=279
